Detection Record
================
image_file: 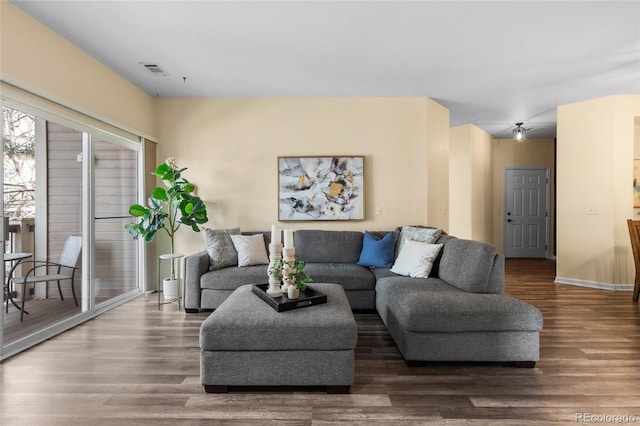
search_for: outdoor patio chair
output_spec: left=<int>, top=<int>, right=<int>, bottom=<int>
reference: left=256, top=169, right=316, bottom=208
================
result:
left=12, top=235, right=82, bottom=321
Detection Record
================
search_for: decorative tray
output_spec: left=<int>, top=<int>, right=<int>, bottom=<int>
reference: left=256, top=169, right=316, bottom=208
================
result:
left=252, top=283, right=327, bottom=312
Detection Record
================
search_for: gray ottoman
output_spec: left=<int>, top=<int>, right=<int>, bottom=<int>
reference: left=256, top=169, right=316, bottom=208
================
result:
left=199, top=283, right=357, bottom=393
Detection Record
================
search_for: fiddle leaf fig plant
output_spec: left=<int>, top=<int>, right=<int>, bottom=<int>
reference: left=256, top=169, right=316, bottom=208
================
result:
left=125, top=157, right=208, bottom=279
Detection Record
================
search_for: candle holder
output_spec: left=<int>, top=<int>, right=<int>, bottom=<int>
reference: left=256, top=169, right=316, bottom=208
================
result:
left=281, top=246, right=296, bottom=294
left=266, top=243, right=283, bottom=297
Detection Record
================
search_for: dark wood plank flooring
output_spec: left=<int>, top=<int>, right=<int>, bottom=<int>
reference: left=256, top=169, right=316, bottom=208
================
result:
left=1, top=258, right=639, bottom=425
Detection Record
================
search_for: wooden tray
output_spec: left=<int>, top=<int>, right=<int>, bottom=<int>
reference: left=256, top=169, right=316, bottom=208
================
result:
left=252, top=283, right=327, bottom=312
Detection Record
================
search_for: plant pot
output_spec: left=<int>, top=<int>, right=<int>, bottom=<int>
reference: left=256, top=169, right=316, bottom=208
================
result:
left=163, top=278, right=178, bottom=300
left=287, top=286, right=299, bottom=300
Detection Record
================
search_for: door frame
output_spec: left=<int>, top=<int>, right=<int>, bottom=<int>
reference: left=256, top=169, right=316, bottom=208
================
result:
left=503, top=167, right=550, bottom=259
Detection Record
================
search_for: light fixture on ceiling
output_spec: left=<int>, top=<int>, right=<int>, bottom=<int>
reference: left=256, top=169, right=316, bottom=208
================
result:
left=513, top=122, right=529, bottom=141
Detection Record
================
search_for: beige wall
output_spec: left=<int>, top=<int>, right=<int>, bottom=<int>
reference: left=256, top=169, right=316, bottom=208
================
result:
left=557, top=95, right=640, bottom=287
left=154, top=97, right=449, bottom=256
left=449, top=126, right=473, bottom=238
left=0, top=2, right=155, bottom=138
left=492, top=138, right=556, bottom=255
left=426, top=100, right=450, bottom=231
left=449, top=124, right=493, bottom=243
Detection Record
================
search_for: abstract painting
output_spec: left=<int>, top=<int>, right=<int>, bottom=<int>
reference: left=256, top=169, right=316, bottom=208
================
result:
left=278, top=156, right=364, bottom=221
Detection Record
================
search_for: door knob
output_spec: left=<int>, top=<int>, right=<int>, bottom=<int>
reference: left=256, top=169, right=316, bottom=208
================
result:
left=507, top=219, right=513, bottom=223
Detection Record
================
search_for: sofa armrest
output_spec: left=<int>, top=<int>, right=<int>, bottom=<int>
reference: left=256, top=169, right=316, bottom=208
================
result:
left=184, top=250, right=210, bottom=311
left=486, top=253, right=505, bottom=294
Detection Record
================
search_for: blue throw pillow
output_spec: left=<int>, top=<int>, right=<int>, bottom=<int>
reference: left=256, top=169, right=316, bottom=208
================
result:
left=358, top=231, right=396, bottom=268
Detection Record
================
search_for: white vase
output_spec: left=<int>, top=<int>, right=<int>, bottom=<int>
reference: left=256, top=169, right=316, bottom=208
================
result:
left=287, top=286, right=299, bottom=300
left=163, top=278, right=178, bottom=300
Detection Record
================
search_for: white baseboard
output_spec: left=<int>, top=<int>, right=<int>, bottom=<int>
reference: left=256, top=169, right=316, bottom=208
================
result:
left=554, top=277, right=634, bottom=291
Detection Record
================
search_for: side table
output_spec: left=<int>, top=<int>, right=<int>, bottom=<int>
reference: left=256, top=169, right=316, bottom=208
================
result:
left=158, top=253, right=184, bottom=311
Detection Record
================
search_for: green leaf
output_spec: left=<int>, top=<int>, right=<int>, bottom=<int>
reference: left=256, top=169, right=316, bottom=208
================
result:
left=152, top=187, right=168, bottom=202
left=154, top=163, right=171, bottom=176
left=184, top=202, right=194, bottom=215
left=184, top=183, right=195, bottom=193
left=129, top=204, right=147, bottom=217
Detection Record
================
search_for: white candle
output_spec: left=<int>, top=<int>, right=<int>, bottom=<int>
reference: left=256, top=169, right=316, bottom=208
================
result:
left=271, top=224, right=281, bottom=244
left=283, top=229, right=294, bottom=248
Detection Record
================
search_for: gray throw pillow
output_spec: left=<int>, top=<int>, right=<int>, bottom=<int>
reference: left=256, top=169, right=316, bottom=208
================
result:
left=202, top=227, right=241, bottom=270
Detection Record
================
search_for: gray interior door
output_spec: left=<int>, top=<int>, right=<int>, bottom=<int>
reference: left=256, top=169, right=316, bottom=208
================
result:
left=504, top=168, right=549, bottom=258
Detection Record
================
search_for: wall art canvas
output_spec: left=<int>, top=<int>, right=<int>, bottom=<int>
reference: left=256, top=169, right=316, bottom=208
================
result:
left=278, top=156, right=364, bottom=221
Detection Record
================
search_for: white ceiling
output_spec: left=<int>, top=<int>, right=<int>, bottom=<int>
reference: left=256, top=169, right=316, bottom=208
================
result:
left=11, top=1, right=640, bottom=138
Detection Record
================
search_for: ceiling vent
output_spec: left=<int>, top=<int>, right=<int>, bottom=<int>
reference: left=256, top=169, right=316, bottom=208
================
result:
left=140, top=62, right=168, bottom=76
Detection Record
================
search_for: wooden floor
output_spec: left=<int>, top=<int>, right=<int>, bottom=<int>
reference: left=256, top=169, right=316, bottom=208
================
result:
left=2, top=292, right=126, bottom=345
left=1, top=259, right=639, bottom=425
left=2, top=298, right=81, bottom=345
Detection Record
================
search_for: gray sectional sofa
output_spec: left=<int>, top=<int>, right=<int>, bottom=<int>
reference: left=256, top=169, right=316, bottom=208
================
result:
left=185, top=228, right=543, bottom=366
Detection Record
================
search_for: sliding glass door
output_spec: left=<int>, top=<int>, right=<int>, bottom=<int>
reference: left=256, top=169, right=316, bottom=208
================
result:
left=1, top=101, right=143, bottom=357
left=93, top=138, right=139, bottom=305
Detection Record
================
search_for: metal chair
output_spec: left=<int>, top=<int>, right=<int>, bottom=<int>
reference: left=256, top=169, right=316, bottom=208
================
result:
left=626, top=220, right=640, bottom=302
left=12, top=235, right=82, bottom=321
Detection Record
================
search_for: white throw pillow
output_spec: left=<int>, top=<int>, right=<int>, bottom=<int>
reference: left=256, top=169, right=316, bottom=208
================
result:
left=230, top=234, right=269, bottom=267
left=390, top=239, right=443, bottom=278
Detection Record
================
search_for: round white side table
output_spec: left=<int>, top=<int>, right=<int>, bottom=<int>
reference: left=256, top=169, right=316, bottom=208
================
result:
left=158, top=253, right=184, bottom=310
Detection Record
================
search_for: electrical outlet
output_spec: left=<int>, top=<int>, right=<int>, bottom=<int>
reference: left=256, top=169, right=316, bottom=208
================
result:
left=375, top=207, right=382, bottom=215
left=588, top=207, right=600, bottom=215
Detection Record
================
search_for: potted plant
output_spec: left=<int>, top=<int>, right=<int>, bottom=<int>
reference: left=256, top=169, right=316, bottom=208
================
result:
left=269, top=256, right=312, bottom=299
left=125, top=157, right=208, bottom=299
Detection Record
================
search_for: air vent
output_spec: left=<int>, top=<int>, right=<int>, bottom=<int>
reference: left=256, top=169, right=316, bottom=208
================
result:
left=140, top=62, right=168, bottom=76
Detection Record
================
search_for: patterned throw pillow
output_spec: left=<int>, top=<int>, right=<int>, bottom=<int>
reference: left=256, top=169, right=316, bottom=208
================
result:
left=395, top=226, right=442, bottom=260
left=202, top=227, right=241, bottom=270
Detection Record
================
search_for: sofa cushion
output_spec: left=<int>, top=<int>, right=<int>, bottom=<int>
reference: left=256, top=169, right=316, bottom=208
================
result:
left=303, top=263, right=375, bottom=291
left=376, top=281, right=543, bottom=333
left=294, top=230, right=363, bottom=263
left=369, top=267, right=396, bottom=280
left=202, top=227, right=241, bottom=271
left=201, top=265, right=268, bottom=290
left=376, top=275, right=462, bottom=295
left=437, top=236, right=498, bottom=293
left=358, top=231, right=396, bottom=268
left=200, top=284, right=357, bottom=351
